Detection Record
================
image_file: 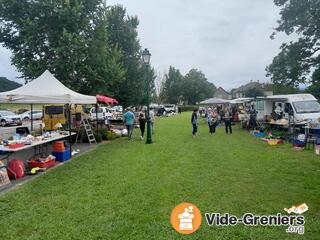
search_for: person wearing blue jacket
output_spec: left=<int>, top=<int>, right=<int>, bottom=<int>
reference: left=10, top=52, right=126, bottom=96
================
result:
left=123, top=108, right=135, bottom=140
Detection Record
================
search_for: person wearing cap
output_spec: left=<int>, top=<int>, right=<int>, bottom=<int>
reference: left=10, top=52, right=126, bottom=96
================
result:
left=123, top=108, right=135, bottom=140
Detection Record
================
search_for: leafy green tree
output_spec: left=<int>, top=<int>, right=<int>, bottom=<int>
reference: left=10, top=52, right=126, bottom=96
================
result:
left=81, top=14, right=126, bottom=96
left=273, top=83, right=301, bottom=95
left=306, top=68, right=320, bottom=99
left=142, top=65, right=157, bottom=105
left=162, top=66, right=184, bottom=104
left=0, top=0, right=126, bottom=100
left=106, top=5, right=148, bottom=107
left=266, top=0, right=320, bottom=88
left=182, top=69, right=216, bottom=105
left=244, top=87, right=265, bottom=98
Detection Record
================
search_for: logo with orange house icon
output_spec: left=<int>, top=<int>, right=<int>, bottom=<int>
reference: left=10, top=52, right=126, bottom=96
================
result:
left=170, top=202, right=202, bottom=234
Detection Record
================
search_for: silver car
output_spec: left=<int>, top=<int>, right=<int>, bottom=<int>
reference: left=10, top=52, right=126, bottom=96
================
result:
left=0, top=110, right=23, bottom=127
left=20, top=110, right=43, bottom=120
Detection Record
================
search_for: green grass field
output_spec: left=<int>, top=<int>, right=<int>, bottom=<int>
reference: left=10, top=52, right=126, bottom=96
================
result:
left=0, top=113, right=319, bottom=239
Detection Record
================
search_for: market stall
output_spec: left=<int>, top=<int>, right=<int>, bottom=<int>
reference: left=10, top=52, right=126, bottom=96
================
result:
left=0, top=70, right=97, bottom=186
left=230, top=98, right=253, bottom=122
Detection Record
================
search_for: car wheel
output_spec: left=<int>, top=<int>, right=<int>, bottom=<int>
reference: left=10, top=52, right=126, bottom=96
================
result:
left=24, top=117, right=30, bottom=120
left=17, top=122, right=23, bottom=126
left=1, top=120, right=6, bottom=127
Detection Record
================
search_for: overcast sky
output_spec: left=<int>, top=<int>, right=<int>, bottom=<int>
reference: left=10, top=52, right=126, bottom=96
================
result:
left=0, top=0, right=292, bottom=90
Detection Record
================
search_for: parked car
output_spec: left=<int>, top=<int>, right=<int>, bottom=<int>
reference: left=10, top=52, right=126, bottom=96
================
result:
left=90, top=107, right=112, bottom=121
left=110, top=105, right=123, bottom=112
left=20, top=110, right=43, bottom=120
left=164, top=104, right=176, bottom=113
left=0, top=110, right=22, bottom=127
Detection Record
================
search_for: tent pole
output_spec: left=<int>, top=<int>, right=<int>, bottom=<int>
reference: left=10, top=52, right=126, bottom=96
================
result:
left=68, top=104, right=72, bottom=159
left=31, top=104, right=33, bottom=132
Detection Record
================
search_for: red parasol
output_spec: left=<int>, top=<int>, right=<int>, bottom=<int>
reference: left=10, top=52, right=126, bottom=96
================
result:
left=96, top=95, right=119, bottom=105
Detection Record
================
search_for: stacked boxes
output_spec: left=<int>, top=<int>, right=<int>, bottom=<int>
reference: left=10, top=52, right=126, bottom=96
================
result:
left=52, top=141, right=70, bottom=162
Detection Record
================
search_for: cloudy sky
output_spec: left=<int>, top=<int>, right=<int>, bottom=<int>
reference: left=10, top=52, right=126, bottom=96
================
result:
left=0, top=0, right=292, bottom=90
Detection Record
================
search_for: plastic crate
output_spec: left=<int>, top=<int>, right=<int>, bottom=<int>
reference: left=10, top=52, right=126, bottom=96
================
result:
left=28, top=157, right=56, bottom=169
left=293, top=139, right=305, bottom=147
left=52, top=148, right=71, bottom=162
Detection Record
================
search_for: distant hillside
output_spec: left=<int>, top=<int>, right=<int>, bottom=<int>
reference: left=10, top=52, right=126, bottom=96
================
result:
left=0, top=77, right=22, bottom=92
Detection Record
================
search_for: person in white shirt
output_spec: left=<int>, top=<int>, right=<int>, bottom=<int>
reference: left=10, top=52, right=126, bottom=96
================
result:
left=274, top=103, right=283, bottom=119
left=149, top=108, right=155, bottom=134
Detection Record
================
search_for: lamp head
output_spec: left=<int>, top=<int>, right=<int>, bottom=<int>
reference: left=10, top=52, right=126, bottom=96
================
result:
left=142, top=48, right=151, bottom=64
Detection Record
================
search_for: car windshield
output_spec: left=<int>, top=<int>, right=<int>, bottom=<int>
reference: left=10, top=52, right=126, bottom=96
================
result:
left=1, top=111, right=15, bottom=116
left=292, top=100, right=320, bottom=113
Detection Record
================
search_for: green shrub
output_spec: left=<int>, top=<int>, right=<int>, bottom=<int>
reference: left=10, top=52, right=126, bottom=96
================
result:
left=98, top=128, right=109, bottom=140
left=106, top=131, right=117, bottom=140
left=178, top=105, right=198, bottom=112
left=94, top=131, right=102, bottom=142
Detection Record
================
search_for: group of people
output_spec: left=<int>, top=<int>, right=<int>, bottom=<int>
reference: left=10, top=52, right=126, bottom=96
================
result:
left=191, top=107, right=233, bottom=137
left=123, top=107, right=155, bottom=140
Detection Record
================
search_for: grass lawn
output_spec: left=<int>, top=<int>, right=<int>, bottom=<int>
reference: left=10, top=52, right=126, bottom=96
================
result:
left=0, top=113, right=319, bottom=239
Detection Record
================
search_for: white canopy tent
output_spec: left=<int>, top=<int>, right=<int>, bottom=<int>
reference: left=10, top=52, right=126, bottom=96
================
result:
left=199, top=98, right=230, bottom=105
left=0, top=70, right=98, bottom=154
left=0, top=70, right=97, bottom=104
left=229, top=98, right=253, bottom=104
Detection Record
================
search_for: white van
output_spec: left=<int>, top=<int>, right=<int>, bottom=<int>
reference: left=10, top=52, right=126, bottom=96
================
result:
left=255, top=94, right=320, bottom=124
left=164, top=104, right=176, bottom=113
left=90, top=107, right=112, bottom=121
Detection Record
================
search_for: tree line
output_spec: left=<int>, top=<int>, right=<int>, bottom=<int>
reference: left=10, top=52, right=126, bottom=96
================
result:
left=0, top=0, right=156, bottom=107
left=0, top=0, right=217, bottom=107
left=267, top=0, right=320, bottom=98
left=157, top=67, right=216, bottom=105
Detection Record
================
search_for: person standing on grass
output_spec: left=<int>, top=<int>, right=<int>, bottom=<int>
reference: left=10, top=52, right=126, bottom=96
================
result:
left=207, top=108, right=212, bottom=133
left=224, top=108, right=232, bottom=134
left=123, top=108, right=135, bottom=140
left=138, top=111, right=146, bottom=140
left=150, top=107, right=155, bottom=134
left=210, top=109, right=219, bottom=134
left=219, top=106, right=225, bottom=124
left=191, top=108, right=199, bottom=137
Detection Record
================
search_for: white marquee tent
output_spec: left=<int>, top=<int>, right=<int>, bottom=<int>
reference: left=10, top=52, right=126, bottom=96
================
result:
left=199, top=98, right=230, bottom=105
left=0, top=70, right=97, bottom=104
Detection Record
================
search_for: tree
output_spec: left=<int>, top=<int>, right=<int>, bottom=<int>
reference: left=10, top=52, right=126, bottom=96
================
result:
left=266, top=1, right=320, bottom=88
left=244, top=87, right=265, bottom=98
left=0, top=1, right=129, bottom=102
left=182, top=69, right=216, bottom=105
left=273, top=83, right=301, bottom=95
left=80, top=14, right=126, bottom=96
left=306, top=68, right=320, bottom=98
left=162, top=66, right=184, bottom=104
left=106, top=5, right=149, bottom=107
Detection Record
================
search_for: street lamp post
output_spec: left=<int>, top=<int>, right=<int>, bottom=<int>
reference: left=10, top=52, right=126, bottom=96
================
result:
left=142, top=48, right=152, bottom=144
